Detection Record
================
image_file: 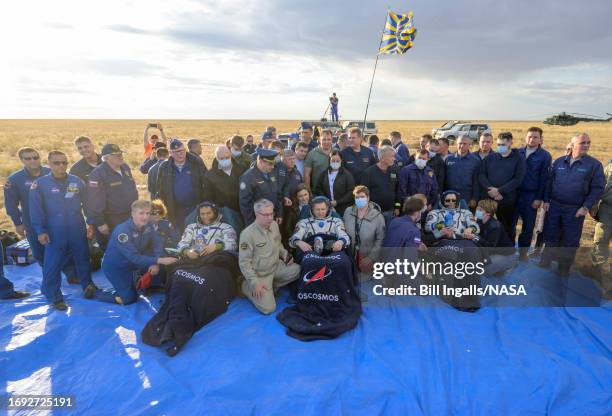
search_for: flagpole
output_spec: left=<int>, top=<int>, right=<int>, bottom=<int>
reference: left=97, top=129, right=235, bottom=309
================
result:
left=363, top=14, right=387, bottom=130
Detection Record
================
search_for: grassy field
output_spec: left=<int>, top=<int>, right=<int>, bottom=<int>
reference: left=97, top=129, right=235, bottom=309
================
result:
left=0, top=119, right=609, bottom=245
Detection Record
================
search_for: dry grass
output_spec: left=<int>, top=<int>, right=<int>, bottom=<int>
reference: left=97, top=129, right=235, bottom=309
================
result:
left=0, top=119, right=609, bottom=245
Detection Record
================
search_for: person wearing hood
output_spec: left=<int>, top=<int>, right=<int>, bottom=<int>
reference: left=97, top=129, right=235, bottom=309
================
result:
left=399, top=149, right=439, bottom=208
left=478, top=132, right=526, bottom=243
left=177, top=201, right=237, bottom=258
left=343, top=186, right=386, bottom=281
left=314, top=149, right=355, bottom=217
left=289, top=196, right=350, bottom=254
left=425, top=190, right=480, bottom=241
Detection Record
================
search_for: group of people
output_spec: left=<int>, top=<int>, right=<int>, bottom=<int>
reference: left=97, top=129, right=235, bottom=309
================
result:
left=1, top=122, right=610, bottom=316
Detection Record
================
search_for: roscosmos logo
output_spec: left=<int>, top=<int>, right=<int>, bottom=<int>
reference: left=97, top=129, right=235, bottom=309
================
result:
left=303, top=266, right=332, bottom=285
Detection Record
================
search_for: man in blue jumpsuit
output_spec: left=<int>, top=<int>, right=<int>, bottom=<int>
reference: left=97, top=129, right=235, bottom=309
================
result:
left=398, top=149, right=439, bottom=207
left=541, top=133, right=605, bottom=276
left=329, top=93, right=339, bottom=123
left=4, top=147, right=77, bottom=282
left=444, top=135, right=481, bottom=209
left=85, top=144, right=138, bottom=250
left=0, top=241, right=31, bottom=300
left=341, top=127, right=377, bottom=185
left=389, top=131, right=411, bottom=169
left=101, top=200, right=177, bottom=305
left=513, top=127, right=552, bottom=260
left=239, top=148, right=283, bottom=225
left=29, top=151, right=97, bottom=310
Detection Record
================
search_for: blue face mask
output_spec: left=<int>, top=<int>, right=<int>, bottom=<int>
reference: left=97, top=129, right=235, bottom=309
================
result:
left=497, top=145, right=509, bottom=154
left=475, top=209, right=485, bottom=220
left=355, top=197, right=368, bottom=209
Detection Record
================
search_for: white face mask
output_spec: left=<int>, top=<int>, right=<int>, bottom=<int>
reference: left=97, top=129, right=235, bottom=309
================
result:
left=415, top=159, right=427, bottom=169
left=330, top=162, right=341, bottom=170
left=428, top=151, right=437, bottom=158
left=231, top=149, right=242, bottom=157
left=217, top=158, right=232, bottom=169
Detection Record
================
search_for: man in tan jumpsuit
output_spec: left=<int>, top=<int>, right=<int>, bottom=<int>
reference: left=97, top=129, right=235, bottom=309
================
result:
left=239, top=198, right=300, bottom=314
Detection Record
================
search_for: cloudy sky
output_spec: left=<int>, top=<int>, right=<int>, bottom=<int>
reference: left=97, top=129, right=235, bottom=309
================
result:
left=2, top=0, right=612, bottom=119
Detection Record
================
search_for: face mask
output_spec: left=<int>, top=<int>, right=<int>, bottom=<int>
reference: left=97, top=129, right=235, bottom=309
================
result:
left=497, top=145, right=508, bottom=154
left=415, top=159, right=427, bottom=169
left=475, top=209, right=486, bottom=221
left=330, top=162, right=341, bottom=170
left=428, top=151, right=437, bottom=158
left=231, top=149, right=242, bottom=157
left=355, top=197, right=368, bottom=209
left=274, top=156, right=282, bottom=164
left=217, top=158, right=232, bottom=169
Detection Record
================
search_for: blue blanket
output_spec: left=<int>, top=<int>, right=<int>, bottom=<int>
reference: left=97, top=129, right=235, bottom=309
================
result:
left=0, top=260, right=610, bottom=415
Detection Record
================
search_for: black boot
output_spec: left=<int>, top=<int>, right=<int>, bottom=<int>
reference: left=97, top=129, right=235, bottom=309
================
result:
left=5, top=290, right=31, bottom=300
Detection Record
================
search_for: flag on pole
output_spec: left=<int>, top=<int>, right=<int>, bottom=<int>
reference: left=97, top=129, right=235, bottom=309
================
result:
left=378, top=10, right=417, bottom=55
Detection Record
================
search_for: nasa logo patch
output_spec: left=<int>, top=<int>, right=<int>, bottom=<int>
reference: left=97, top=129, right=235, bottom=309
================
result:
left=118, top=233, right=129, bottom=243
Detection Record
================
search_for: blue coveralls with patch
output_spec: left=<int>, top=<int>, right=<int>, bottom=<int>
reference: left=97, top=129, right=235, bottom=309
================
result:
left=513, top=147, right=552, bottom=247
left=239, top=167, right=283, bottom=225
left=29, top=174, right=93, bottom=303
left=4, top=167, right=76, bottom=278
left=85, top=162, right=138, bottom=249
left=444, top=152, right=481, bottom=204
left=101, top=219, right=165, bottom=304
left=543, top=155, right=605, bottom=266
left=341, top=146, right=377, bottom=185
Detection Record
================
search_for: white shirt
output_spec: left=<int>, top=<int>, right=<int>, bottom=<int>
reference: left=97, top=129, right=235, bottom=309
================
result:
left=328, top=170, right=339, bottom=201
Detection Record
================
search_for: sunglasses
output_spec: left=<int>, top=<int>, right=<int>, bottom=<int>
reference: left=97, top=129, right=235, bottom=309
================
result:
left=444, top=199, right=457, bottom=203
left=22, top=156, right=40, bottom=161
left=150, top=210, right=161, bottom=215
left=51, top=161, right=68, bottom=165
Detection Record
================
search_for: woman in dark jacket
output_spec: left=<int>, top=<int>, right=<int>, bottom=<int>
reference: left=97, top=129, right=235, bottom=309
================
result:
left=314, top=150, right=355, bottom=217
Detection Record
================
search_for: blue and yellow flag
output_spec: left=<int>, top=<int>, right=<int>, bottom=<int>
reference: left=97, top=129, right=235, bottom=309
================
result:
left=378, top=10, right=417, bottom=55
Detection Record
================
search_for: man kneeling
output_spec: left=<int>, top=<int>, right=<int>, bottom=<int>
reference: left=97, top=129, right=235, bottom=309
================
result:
left=101, top=200, right=178, bottom=305
left=239, top=199, right=300, bottom=314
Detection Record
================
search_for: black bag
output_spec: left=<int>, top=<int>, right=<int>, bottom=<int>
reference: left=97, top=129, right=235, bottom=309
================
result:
left=0, top=230, right=20, bottom=263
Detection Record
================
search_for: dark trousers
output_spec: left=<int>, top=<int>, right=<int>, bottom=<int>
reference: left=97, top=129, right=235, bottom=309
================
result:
left=496, top=202, right=516, bottom=244
left=513, top=191, right=538, bottom=248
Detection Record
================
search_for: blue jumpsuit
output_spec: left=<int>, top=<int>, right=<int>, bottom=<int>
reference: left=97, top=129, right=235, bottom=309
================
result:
left=398, top=164, right=439, bottom=206
left=543, top=155, right=605, bottom=267
left=341, top=146, right=377, bottom=185
left=4, top=167, right=76, bottom=278
left=29, top=174, right=93, bottom=303
left=101, top=219, right=165, bottom=304
left=513, top=147, right=552, bottom=248
left=444, top=152, right=481, bottom=204
left=393, top=142, right=411, bottom=169
left=85, top=162, right=138, bottom=249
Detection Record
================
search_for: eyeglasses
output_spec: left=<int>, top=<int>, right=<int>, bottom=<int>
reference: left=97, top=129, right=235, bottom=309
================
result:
left=51, top=161, right=68, bottom=166
left=150, top=210, right=161, bottom=215
left=22, top=156, right=40, bottom=161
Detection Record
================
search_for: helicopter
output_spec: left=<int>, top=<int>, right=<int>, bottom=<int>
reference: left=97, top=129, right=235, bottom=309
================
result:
left=543, top=112, right=612, bottom=126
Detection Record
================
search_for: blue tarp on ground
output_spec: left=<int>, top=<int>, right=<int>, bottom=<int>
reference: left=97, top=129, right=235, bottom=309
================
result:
left=1, top=261, right=611, bottom=415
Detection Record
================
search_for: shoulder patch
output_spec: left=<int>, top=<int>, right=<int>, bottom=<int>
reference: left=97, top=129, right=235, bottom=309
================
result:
left=88, top=180, right=99, bottom=188
left=118, top=233, right=129, bottom=243
left=240, top=242, right=249, bottom=250
left=428, top=171, right=433, bottom=177
left=240, top=182, right=246, bottom=190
